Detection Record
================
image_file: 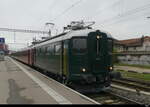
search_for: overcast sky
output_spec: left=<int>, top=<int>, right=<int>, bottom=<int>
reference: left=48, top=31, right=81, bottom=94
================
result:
left=0, top=0, right=150, bottom=50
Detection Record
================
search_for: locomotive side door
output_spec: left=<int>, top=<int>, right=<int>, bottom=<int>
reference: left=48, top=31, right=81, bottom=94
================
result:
left=62, top=40, right=69, bottom=82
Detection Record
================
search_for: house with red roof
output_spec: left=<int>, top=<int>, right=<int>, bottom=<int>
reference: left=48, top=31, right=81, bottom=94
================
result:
left=114, top=36, right=150, bottom=52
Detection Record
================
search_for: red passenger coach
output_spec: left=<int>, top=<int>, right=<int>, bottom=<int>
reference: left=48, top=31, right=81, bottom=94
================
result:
left=12, top=48, right=32, bottom=65
left=19, top=50, right=29, bottom=64
left=28, top=48, right=35, bottom=66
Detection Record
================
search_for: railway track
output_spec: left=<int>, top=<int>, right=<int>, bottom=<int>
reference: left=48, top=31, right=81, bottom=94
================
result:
left=112, top=78, right=150, bottom=92
left=86, top=84, right=150, bottom=105
left=85, top=78, right=150, bottom=105
left=85, top=90, right=142, bottom=104
left=110, top=85, right=150, bottom=105
left=116, top=78, right=150, bottom=86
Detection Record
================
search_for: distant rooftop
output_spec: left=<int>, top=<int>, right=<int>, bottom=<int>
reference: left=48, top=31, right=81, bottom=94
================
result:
left=114, top=36, right=150, bottom=47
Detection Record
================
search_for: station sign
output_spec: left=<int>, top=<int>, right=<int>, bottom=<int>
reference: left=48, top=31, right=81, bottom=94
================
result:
left=0, top=38, right=5, bottom=44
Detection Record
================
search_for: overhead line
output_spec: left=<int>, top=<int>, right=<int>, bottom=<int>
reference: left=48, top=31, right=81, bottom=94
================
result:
left=88, top=0, right=121, bottom=20
left=103, top=10, right=150, bottom=27
left=52, top=0, right=83, bottom=21
left=99, top=3, right=150, bottom=26
left=0, top=27, right=49, bottom=34
left=7, top=43, right=27, bottom=45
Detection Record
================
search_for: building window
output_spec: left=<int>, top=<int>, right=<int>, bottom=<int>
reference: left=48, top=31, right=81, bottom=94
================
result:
left=126, top=47, right=128, bottom=51
left=134, top=47, right=136, bottom=51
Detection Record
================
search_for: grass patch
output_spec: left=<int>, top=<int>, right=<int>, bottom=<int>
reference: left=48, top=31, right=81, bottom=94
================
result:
left=116, top=70, right=150, bottom=82
left=115, top=63, right=150, bottom=69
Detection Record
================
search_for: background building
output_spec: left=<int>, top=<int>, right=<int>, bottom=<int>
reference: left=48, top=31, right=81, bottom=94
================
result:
left=113, top=36, right=150, bottom=65
left=114, top=36, right=150, bottom=52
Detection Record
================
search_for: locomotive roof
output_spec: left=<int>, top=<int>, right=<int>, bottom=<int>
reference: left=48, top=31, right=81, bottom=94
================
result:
left=33, top=29, right=113, bottom=48
left=18, top=29, right=113, bottom=51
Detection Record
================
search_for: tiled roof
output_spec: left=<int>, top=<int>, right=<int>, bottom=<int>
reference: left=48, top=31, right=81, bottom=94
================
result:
left=120, top=38, right=142, bottom=47
left=114, top=36, right=150, bottom=47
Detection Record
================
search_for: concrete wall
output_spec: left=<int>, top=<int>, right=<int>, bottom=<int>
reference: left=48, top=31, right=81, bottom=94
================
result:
left=115, top=39, right=150, bottom=52
left=117, top=54, right=150, bottom=65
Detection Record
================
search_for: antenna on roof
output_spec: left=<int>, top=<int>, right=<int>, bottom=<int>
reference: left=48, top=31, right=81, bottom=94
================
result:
left=63, top=20, right=95, bottom=32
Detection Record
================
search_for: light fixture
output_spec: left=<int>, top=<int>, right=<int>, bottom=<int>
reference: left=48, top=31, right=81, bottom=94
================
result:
left=82, top=68, right=86, bottom=72
left=97, top=36, right=100, bottom=39
left=110, top=67, right=113, bottom=70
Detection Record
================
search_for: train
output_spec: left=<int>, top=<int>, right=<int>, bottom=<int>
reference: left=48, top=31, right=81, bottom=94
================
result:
left=11, top=21, right=117, bottom=92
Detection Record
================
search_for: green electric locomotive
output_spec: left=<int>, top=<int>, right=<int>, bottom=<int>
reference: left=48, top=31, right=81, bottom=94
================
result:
left=32, top=21, right=114, bottom=92
left=12, top=21, right=115, bottom=92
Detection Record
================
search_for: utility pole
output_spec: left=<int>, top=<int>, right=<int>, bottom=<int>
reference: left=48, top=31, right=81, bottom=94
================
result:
left=14, top=31, right=16, bottom=43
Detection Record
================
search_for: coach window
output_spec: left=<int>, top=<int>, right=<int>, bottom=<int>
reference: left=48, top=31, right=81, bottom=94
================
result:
left=55, top=44, right=61, bottom=55
left=35, top=49, right=37, bottom=56
left=39, top=48, right=40, bottom=54
left=38, top=48, right=39, bottom=55
left=42, top=47, right=45, bottom=54
left=40, top=48, right=42, bottom=55
left=72, top=38, right=87, bottom=54
left=51, top=44, right=54, bottom=55
left=47, top=46, right=51, bottom=55
left=45, top=47, right=48, bottom=55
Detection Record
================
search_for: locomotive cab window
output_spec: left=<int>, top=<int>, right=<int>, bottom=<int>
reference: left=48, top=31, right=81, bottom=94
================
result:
left=72, top=38, right=87, bottom=54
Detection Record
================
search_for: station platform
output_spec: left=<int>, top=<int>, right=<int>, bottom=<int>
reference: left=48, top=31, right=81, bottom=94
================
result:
left=0, top=57, right=99, bottom=104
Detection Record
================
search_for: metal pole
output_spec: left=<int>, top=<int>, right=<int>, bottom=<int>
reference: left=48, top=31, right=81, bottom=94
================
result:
left=14, top=32, right=16, bottom=43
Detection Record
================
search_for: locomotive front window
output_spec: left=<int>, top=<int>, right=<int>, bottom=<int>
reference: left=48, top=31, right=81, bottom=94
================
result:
left=72, top=38, right=87, bottom=54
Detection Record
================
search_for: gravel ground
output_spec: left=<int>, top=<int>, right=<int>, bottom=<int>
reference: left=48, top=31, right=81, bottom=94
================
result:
left=108, top=87, right=150, bottom=105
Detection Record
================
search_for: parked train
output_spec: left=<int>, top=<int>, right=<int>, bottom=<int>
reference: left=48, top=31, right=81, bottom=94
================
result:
left=11, top=22, right=116, bottom=92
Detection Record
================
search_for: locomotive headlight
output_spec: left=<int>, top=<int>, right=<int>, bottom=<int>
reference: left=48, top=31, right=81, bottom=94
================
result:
left=82, top=68, right=86, bottom=72
left=110, top=67, right=113, bottom=70
left=97, top=36, right=100, bottom=39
